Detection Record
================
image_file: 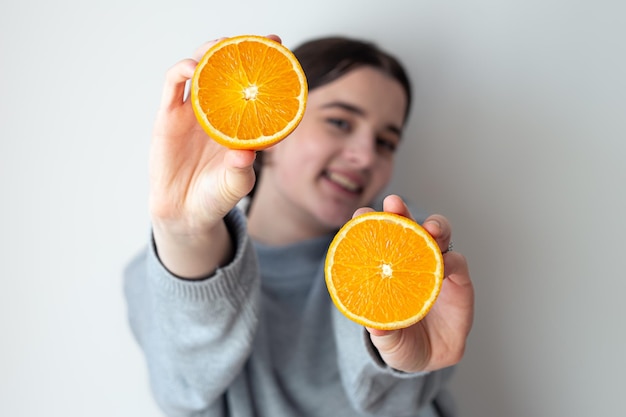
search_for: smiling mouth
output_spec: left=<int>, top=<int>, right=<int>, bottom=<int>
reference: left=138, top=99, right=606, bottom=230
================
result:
left=325, top=171, right=363, bottom=193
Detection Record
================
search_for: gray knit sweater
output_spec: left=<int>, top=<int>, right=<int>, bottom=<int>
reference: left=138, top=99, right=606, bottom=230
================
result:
left=124, top=207, right=457, bottom=417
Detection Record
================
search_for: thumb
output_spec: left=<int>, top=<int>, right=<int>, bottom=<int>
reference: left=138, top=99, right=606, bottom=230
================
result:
left=222, top=150, right=257, bottom=202
left=366, top=327, right=403, bottom=350
left=366, top=327, right=395, bottom=337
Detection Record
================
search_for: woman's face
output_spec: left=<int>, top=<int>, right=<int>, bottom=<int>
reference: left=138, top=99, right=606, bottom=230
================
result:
left=260, top=66, right=408, bottom=233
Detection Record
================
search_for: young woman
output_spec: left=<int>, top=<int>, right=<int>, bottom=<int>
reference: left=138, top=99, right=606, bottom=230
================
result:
left=125, top=34, right=474, bottom=417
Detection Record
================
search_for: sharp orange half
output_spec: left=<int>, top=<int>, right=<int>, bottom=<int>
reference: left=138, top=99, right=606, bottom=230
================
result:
left=191, top=35, right=308, bottom=150
left=325, top=212, right=444, bottom=330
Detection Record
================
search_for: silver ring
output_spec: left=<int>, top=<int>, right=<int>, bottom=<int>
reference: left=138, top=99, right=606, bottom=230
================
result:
left=442, top=241, right=454, bottom=254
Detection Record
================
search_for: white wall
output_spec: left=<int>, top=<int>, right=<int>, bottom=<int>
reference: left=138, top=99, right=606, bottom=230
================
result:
left=1, top=0, right=624, bottom=416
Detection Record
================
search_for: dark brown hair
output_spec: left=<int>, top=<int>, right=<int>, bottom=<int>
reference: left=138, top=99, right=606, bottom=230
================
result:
left=249, top=36, right=413, bottom=199
left=292, top=36, right=412, bottom=119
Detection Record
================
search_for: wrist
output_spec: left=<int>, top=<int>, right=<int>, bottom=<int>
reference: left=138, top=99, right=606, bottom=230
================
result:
left=152, top=219, right=234, bottom=279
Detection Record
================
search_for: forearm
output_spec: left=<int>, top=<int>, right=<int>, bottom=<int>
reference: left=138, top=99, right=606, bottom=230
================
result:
left=124, top=208, right=260, bottom=415
left=332, top=308, right=455, bottom=415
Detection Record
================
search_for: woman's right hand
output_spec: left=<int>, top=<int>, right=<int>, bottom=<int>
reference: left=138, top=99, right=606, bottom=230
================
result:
left=148, top=39, right=259, bottom=278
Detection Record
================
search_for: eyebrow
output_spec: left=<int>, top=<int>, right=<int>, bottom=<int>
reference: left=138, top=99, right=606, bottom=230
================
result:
left=320, top=101, right=402, bottom=136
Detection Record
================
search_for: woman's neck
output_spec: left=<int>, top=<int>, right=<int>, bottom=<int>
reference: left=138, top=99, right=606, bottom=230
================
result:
left=247, top=184, right=332, bottom=246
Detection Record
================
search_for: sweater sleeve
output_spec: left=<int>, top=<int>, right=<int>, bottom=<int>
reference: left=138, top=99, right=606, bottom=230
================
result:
left=331, top=303, right=457, bottom=416
left=329, top=196, right=457, bottom=415
left=123, top=208, right=260, bottom=416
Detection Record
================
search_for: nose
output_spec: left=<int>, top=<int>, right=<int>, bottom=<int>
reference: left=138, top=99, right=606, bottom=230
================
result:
left=344, top=131, right=376, bottom=168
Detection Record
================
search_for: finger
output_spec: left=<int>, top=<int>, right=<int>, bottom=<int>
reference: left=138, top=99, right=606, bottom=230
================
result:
left=365, top=328, right=402, bottom=351
left=382, top=194, right=415, bottom=220
left=352, top=206, right=374, bottom=218
left=366, top=327, right=395, bottom=337
left=265, top=34, right=282, bottom=43
left=222, top=149, right=258, bottom=199
left=224, top=149, right=257, bottom=170
left=422, top=214, right=452, bottom=253
left=437, top=251, right=474, bottom=330
left=191, top=38, right=227, bottom=61
left=442, top=252, right=472, bottom=288
left=160, top=59, right=198, bottom=112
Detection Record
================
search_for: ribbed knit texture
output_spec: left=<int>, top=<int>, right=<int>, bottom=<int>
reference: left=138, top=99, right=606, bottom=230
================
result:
left=124, top=206, right=456, bottom=417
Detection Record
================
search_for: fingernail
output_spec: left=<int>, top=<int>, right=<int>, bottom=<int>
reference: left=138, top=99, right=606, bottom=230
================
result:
left=425, top=219, right=441, bottom=229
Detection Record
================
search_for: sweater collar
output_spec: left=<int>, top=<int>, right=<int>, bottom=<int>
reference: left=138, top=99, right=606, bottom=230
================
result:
left=253, top=233, right=334, bottom=285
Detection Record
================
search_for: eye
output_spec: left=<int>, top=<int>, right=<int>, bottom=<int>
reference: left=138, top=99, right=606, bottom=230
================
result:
left=327, top=118, right=351, bottom=132
left=376, top=137, right=398, bottom=154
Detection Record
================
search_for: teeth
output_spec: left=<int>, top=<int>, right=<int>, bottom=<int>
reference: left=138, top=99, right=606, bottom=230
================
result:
left=328, top=172, right=360, bottom=191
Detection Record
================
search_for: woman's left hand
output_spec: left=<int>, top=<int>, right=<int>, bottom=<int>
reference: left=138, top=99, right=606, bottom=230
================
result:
left=355, top=194, right=475, bottom=373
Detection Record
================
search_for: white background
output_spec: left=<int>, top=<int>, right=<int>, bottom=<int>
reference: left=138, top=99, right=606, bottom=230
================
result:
left=1, top=0, right=624, bottom=416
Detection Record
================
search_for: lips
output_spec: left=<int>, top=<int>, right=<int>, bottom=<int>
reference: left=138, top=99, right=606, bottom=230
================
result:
left=325, top=170, right=364, bottom=193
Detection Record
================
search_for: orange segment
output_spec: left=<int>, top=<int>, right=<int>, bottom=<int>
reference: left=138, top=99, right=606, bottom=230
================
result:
left=191, top=35, right=308, bottom=149
left=325, top=212, right=444, bottom=330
